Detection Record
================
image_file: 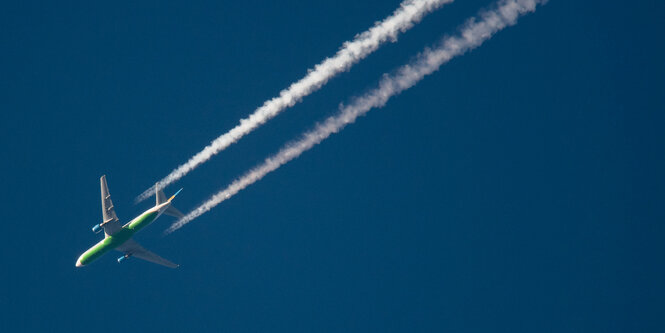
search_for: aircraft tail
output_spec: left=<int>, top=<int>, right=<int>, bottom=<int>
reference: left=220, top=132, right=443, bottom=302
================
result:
left=156, top=185, right=185, bottom=219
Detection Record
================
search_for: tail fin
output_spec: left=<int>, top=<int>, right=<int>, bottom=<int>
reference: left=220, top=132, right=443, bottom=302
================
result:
left=156, top=185, right=185, bottom=219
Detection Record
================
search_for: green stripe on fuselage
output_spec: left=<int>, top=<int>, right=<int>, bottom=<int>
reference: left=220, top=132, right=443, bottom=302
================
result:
left=78, top=210, right=159, bottom=266
left=127, top=210, right=158, bottom=232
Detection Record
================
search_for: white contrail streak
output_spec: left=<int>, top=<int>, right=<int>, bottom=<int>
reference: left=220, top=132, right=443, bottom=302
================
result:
left=136, top=0, right=454, bottom=203
left=166, top=0, right=545, bottom=234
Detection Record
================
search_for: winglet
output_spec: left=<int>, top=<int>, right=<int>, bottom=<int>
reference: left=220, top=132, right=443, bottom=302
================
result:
left=168, top=188, right=183, bottom=202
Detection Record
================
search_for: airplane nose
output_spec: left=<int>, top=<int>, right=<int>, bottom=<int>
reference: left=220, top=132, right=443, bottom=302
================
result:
left=76, top=258, right=83, bottom=267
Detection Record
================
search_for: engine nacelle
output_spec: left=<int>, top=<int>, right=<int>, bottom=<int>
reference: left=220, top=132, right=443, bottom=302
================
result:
left=91, top=224, right=102, bottom=234
left=117, top=254, right=130, bottom=263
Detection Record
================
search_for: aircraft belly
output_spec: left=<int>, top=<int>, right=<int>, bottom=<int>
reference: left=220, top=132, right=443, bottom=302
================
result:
left=79, top=239, right=114, bottom=265
left=79, top=229, right=134, bottom=265
left=127, top=211, right=159, bottom=232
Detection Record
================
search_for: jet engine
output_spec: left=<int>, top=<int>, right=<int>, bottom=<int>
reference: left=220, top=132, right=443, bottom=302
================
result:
left=117, top=254, right=130, bottom=263
left=91, top=224, right=102, bottom=234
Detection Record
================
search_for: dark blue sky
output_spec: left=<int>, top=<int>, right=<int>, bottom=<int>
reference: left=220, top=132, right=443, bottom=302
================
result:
left=1, top=0, right=664, bottom=331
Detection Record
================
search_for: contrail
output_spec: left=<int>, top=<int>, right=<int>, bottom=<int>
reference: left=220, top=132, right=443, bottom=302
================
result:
left=166, top=0, right=546, bottom=234
left=136, top=0, right=455, bottom=203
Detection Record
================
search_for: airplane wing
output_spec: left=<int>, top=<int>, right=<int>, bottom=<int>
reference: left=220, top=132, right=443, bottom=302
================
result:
left=100, top=175, right=122, bottom=235
left=116, top=239, right=179, bottom=268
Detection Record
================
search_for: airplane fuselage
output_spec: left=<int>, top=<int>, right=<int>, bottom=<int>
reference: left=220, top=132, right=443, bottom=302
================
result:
left=76, top=204, right=166, bottom=267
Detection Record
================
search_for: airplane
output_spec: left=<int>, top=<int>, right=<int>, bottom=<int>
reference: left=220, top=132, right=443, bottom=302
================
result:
left=76, top=175, right=183, bottom=268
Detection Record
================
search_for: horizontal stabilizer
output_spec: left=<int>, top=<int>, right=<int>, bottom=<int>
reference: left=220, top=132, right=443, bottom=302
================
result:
left=156, top=185, right=185, bottom=219
left=156, top=186, right=168, bottom=205
left=164, top=206, right=185, bottom=219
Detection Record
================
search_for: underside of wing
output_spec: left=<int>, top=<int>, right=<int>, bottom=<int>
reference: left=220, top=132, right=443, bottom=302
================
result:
left=100, top=175, right=122, bottom=235
left=116, top=239, right=179, bottom=268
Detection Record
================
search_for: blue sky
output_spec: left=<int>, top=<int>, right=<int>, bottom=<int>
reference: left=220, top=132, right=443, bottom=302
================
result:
left=1, top=0, right=664, bottom=331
